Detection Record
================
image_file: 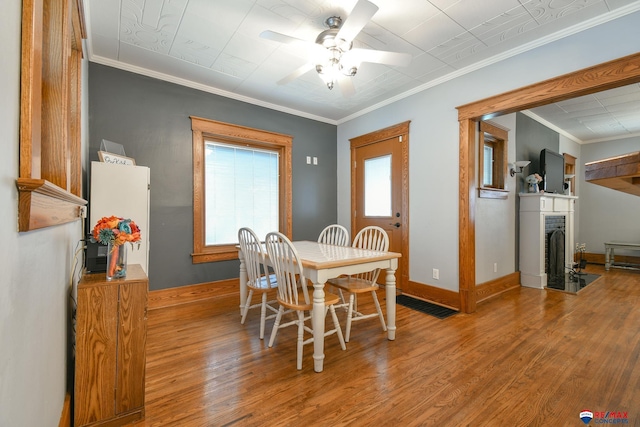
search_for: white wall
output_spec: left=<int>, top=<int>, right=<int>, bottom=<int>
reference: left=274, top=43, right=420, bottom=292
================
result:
left=559, top=134, right=582, bottom=243
left=579, top=136, right=640, bottom=255
left=0, top=1, right=85, bottom=425
left=476, top=114, right=517, bottom=283
left=337, top=11, right=640, bottom=292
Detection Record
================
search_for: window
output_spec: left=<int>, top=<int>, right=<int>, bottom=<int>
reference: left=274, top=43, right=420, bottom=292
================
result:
left=364, top=154, right=392, bottom=216
left=204, top=142, right=279, bottom=245
left=191, top=117, right=292, bottom=263
left=482, top=143, right=494, bottom=187
left=478, top=121, right=508, bottom=199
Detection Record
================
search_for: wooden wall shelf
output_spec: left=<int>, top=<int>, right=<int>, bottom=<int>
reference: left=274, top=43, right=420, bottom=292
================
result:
left=16, top=178, right=86, bottom=231
left=585, top=151, right=640, bottom=197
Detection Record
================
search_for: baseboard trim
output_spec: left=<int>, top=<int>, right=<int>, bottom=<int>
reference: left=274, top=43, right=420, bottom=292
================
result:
left=149, top=272, right=523, bottom=312
left=476, top=271, right=521, bottom=304
left=582, top=252, right=640, bottom=266
left=582, top=252, right=605, bottom=265
left=59, top=392, right=71, bottom=427
left=149, top=278, right=240, bottom=310
left=401, top=280, right=460, bottom=310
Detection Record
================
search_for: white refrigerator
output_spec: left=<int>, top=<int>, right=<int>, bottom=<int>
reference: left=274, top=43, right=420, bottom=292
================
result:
left=90, top=161, right=150, bottom=274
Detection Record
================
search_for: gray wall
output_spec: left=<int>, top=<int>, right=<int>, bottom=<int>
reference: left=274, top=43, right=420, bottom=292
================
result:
left=88, top=63, right=337, bottom=290
left=515, top=112, right=560, bottom=177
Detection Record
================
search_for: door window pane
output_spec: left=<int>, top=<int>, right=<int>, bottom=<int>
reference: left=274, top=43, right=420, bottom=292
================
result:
left=364, top=155, right=391, bottom=216
left=205, top=141, right=279, bottom=245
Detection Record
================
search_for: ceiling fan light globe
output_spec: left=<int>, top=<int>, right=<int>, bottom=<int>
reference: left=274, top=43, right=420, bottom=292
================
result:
left=343, top=66, right=357, bottom=76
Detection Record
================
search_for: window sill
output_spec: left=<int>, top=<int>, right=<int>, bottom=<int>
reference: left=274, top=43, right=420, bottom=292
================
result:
left=478, top=187, right=509, bottom=199
left=16, top=178, right=87, bottom=232
left=191, top=249, right=239, bottom=264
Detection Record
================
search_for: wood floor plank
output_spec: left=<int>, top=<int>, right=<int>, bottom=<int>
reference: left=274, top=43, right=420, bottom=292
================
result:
left=132, top=265, right=639, bottom=426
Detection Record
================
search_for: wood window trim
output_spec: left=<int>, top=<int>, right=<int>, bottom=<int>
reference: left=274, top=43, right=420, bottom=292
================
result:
left=191, top=116, right=293, bottom=263
left=563, top=153, right=577, bottom=196
left=17, top=0, right=87, bottom=232
left=457, top=52, right=640, bottom=314
left=478, top=121, right=508, bottom=199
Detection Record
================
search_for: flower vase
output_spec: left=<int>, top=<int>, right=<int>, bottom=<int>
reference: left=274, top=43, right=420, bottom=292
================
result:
left=528, top=183, right=539, bottom=193
left=106, top=242, right=127, bottom=280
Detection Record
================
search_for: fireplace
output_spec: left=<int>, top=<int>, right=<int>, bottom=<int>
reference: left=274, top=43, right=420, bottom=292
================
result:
left=519, top=193, right=577, bottom=289
left=545, top=216, right=565, bottom=287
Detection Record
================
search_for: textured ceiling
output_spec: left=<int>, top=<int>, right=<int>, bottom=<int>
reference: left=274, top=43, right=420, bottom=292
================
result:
left=84, top=0, right=640, bottom=141
left=527, top=82, right=640, bottom=143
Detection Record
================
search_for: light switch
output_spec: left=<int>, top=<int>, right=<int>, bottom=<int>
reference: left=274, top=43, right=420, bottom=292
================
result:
left=306, top=156, right=311, bottom=164
left=313, top=157, right=318, bottom=165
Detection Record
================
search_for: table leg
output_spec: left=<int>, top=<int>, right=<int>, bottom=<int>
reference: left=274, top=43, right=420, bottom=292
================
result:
left=238, top=251, right=247, bottom=316
left=605, top=246, right=612, bottom=271
left=385, top=267, right=397, bottom=341
left=312, top=280, right=326, bottom=372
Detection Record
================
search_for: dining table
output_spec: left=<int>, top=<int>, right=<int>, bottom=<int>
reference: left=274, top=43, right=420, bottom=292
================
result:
left=238, top=240, right=401, bottom=373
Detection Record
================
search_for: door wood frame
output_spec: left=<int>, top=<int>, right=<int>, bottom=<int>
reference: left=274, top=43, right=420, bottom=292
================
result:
left=456, top=52, right=640, bottom=313
left=350, top=121, right=410, bottom=288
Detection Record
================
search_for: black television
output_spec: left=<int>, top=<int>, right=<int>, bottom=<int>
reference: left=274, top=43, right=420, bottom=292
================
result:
left=540, top=148, right=565, bottom=194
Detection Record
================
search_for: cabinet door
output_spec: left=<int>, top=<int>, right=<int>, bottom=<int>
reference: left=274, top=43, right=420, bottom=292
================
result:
left=75, top=285, right=119, bottom=425
left=116, top=281, right=147, bottom=414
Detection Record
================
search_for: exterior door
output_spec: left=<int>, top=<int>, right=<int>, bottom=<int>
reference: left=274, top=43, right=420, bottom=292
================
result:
left=351, top=122, right=409, bottom=287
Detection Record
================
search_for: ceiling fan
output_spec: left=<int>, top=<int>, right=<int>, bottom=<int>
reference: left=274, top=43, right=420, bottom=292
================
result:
left=260, top=0, right=412, bottom=96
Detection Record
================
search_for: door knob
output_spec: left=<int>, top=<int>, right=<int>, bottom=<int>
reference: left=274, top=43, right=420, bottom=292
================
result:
left=390, top=222, right=401, bottom=228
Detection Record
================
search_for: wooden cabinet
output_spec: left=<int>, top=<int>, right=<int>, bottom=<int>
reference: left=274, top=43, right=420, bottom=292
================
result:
left=75, top=264, right=148, bottom=426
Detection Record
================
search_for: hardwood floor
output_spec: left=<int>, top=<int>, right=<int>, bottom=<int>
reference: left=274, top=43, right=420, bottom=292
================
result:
left=133, top=265, right=639, bottom=426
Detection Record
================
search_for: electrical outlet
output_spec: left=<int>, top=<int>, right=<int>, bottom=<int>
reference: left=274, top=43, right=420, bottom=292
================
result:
left=432, top=268, right=439, bottom=280
left=313, top=157, right=318, bottom=165
left=78, top=206, right=87, bottom=218
left=306, top=156, right=311, bottom=164
left=493, top=262, right=498, bottom=273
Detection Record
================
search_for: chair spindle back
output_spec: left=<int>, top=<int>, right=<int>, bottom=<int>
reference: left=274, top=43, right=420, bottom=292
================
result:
left=265, top=232, right=310, bottom=306
left=352, top=226, right=389, bottom=284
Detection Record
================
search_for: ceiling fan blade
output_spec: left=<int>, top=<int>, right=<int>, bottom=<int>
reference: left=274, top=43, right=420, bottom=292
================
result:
left=336, top=0, right=379, bottom=43
left=339, top=77, right=356, bottom=98
left=260, top=30, right=312, bottom=46
left=277, top=63, right=314, bottom=85
left=348, top=48, right=412, bottom=67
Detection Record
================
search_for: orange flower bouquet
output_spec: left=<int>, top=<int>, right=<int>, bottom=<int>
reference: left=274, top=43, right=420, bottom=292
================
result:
left=91, top=216, right=141, bottom=279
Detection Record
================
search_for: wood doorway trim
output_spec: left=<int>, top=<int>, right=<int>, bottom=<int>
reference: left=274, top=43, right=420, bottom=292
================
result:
left=456, top=52, right=640, bottom=314
left=350, top=121, right=410, bottom=289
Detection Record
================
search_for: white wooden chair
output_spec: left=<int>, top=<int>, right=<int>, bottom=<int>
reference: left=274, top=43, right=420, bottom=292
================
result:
left=238, top=227, right=279, bottom=340
left=318, top=224, right=350, bottom=304
left=265, top=231, right=346, bottom=370
left=327, top=226, right=388, bottom=342
left=318, top=224, right=350, bottom=247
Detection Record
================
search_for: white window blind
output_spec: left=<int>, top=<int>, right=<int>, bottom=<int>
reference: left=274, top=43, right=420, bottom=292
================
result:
left=483, top=144, right=494, bottom=187
left=205, top=141, right=279, bottom=245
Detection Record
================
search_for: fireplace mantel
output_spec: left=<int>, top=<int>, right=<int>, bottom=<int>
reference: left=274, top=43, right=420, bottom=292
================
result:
left=519, top=193, right=578, bottom=289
